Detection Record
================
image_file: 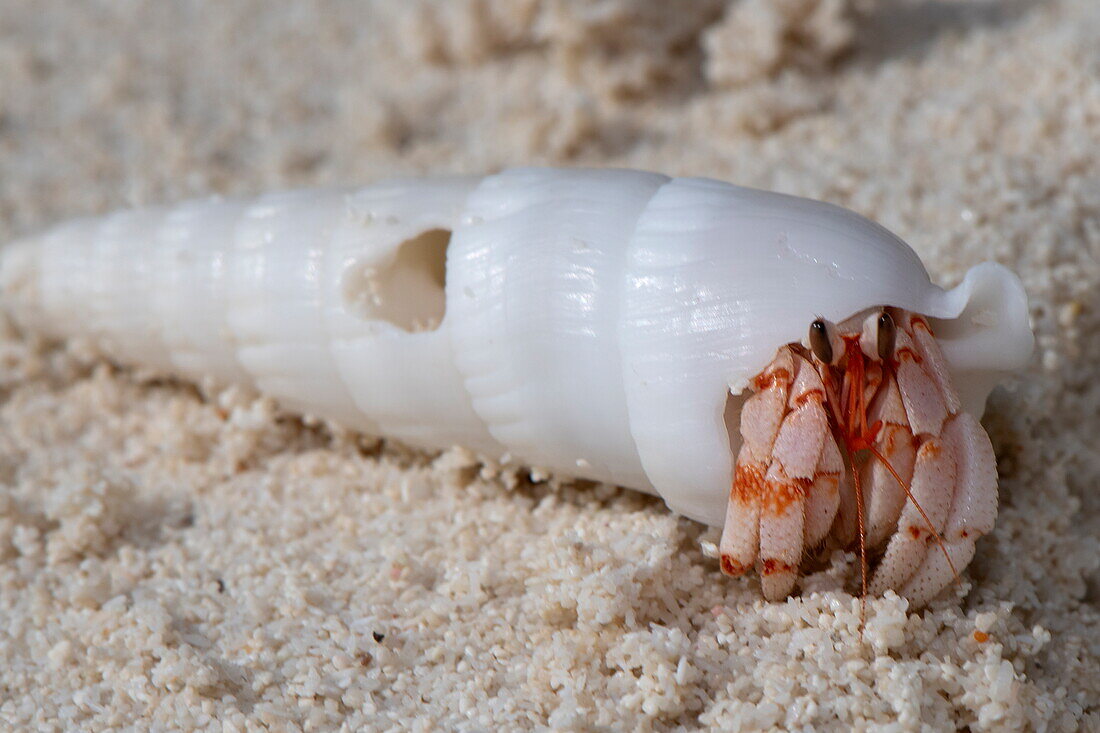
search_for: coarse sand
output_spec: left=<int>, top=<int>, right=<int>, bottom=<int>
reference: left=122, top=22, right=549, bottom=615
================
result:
left=0, top=1, right=1098, bottom=730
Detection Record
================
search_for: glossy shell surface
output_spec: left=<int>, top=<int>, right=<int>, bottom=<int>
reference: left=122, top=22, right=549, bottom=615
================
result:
left=0, top=167, right=1033, bottom=524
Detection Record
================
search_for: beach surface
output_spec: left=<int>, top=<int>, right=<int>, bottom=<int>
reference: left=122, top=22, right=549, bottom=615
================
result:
left=0, top=1, right=1097, bottom=729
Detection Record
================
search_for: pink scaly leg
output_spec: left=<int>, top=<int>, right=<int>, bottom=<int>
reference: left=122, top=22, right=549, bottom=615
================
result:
left=862, top=373, right=918, bottom=549
left=721, top=349, right=843, bottom=600
left=896, top=320, right=998, bottom=606
left=870, top=314, right=983, bottom=600
left=803, top=435, right=843, bottom=548
left=720, top=349, right=794, bottom=577
left=757, top=353, right=832, bottom=599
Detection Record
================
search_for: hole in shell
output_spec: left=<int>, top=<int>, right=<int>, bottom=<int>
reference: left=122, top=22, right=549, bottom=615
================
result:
left=341, top=228, right=450, bottom=332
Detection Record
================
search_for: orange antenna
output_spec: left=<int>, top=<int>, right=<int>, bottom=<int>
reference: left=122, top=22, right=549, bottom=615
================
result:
left=851, top=454, right=868, bottom=622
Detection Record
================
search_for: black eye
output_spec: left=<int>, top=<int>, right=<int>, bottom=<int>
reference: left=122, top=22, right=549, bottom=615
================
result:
left=809, top=319, right=833, bottom=364
left=877, top=311, right=896, bottom=362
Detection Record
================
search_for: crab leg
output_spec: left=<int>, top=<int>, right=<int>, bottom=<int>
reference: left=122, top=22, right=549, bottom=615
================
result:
left=868, top=434, right=956, bottom=593
left=898, top=408, right=998, bottom=605
left=719, top=349, right=793, bottom=577
left=721, top=350, right=843, bottom=600
left=803, top=435, right=843, bottom=547
left=869, top=320, right=951, bottom=592
left=862, top=374, right=918, bottom=548
left=893, top=316, right=997, bottom=605
left=758, top=355, right=836, bottom=599
left=868, top=315, right=998, bottom=601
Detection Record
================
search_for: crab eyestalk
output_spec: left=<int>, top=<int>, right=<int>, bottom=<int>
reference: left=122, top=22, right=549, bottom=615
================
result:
left=719, top=308, right=999, bottom=608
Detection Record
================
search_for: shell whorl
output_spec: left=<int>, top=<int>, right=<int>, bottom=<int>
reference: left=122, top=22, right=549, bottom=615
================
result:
left=447, top=168, right=668, bottom=489
left=0, top=168, right=1032, bottom=526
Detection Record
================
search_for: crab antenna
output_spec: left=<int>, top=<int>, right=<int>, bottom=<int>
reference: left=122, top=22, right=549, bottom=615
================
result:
left=841, top=339, right=870, bottom=621
left=852, top=452, right=868, bottom=622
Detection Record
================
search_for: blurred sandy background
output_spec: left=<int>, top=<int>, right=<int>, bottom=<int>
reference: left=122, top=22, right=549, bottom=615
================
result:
left=0, top=0, right=1097, bottom=730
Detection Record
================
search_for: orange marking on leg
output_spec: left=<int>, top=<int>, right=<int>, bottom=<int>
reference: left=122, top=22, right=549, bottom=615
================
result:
left=731, top=463, right=767, bottom=503
left=720, top=555, right=749, bottom=576
left=895, top=346, right=922, bottom=364
left=753, top=368, right=792, bottom=391
left=919, top=441, right=942, bottom=458
left=794, top=388, right=826, bottom=408
left=881, top=425, right=912, bottom=454
left=761, top=558, right=796, bottom=576
left=762, top=476, right=811, bottom=514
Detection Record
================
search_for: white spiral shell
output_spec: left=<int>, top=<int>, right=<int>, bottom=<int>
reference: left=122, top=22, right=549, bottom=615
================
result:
left=0, top=167, right=1033, bottom=525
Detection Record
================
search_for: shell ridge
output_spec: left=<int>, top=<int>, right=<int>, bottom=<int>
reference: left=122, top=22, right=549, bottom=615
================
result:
left=448, top=167, right=667, bottom=488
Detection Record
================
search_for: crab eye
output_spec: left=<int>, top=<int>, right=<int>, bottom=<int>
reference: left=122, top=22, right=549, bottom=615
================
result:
left=861, top=309, right=897, bottom=361
left=876, top=311, right=896, bottom=362
left=808, top=318, right=836, bottom=364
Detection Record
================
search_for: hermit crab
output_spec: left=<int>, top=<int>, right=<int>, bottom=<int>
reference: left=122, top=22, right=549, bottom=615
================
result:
left=0, top=167, right=1033, bottom=607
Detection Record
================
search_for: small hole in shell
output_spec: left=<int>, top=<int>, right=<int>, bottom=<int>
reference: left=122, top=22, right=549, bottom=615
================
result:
left=341, top=228, right=450, bottom=332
